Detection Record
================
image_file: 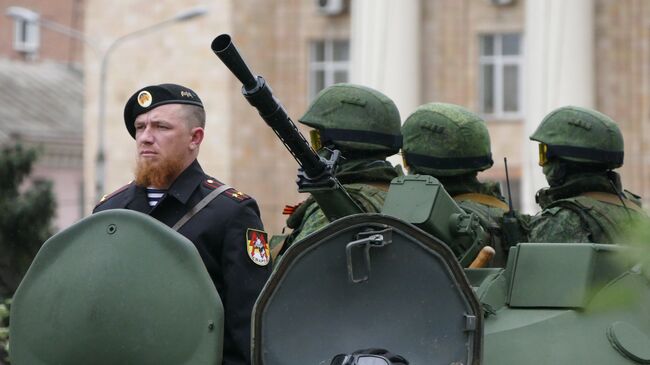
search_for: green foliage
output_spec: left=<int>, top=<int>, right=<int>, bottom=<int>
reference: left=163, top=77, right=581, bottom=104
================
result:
left=1, top=298, right=10, bottom=364
left=0, top=144, right=55, bottom=364
left=620, top=217, right=650, bottom=280
left=0, top=144, right=56, bottom=297
left=585, top=217, right=650, bottom=315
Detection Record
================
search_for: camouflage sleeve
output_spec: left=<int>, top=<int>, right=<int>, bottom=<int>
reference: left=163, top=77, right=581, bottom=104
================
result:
left=527, top=207, right=593, bottom=243
left=287, top=185, right=387, bottom=246
left=293, top=204, right=329, bottom=242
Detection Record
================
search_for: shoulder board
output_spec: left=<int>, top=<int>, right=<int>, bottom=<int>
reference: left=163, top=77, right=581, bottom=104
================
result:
left=203, top=178, right=251, bottom=202
left=95, top=181, right=133, bottom=208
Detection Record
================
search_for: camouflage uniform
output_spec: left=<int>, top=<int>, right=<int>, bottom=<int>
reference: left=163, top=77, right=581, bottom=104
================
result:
left=288, top=157, right=403, bottom=243
left=527, top=106, right=648, bottom=243
left=277, top=84, right=403, bottom=255
left=402, top=103, right=510, bottom=266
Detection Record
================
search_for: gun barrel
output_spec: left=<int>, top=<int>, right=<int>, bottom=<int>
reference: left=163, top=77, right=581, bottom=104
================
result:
left=211, top=34, right=257, bottom=90
left=211, top=33, right=326, bottom=178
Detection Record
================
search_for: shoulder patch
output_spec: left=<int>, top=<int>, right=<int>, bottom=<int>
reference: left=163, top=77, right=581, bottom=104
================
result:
left=204, top=178, right=251, bottom=202
left=246, top=229, right=270, bottom=266
left=95, top=181, right=133, bottom=208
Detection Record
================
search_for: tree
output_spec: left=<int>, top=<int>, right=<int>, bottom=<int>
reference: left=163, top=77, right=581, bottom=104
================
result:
left=0, top=144, right=55, bottom=364
left=0, top=144, right=55, bottom=298
left=0, top=145, right=56, bottom=364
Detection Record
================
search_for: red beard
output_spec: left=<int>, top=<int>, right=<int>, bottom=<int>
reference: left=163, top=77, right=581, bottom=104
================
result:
left=134, top=154, right=185, bottom=188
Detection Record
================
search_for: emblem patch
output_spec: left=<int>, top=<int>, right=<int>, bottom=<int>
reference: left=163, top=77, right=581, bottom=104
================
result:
left=247, top=229, right=270, bottom=266
left=137, top=90, right=153, bottom=107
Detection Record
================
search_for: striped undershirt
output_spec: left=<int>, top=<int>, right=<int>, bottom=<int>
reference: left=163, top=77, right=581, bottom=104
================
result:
left=146, top=188, right=166, bottom=207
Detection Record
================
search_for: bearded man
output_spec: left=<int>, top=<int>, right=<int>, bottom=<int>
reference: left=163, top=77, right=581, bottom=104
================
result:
left=93, top=83, right=271, bottom=365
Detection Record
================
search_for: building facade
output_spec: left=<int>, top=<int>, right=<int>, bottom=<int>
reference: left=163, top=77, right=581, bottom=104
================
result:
left=0, top=0, right=85, bottom=231
left=84, top=0, right=650, bottom=235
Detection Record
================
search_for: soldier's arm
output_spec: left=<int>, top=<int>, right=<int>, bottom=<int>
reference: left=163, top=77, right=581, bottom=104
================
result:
left=292, top=204, right=328, bottom=243
left=220, top=200, right=272, bottom=365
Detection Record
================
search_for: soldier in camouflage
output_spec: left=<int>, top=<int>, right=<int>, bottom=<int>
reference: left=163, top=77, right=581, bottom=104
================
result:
left=276, top=84, right=403, bottom=256
left=527, top=106, right=647, bottom=243
left=401, top=103, right=510, bottom=266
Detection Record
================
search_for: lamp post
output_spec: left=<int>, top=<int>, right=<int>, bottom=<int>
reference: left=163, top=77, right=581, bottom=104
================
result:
left=6, top=5, right=208, bottom=202
left=95, top=6, right=208, bottom=202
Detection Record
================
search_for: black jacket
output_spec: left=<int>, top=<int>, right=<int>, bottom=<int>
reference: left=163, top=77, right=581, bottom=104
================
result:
left=94, top=160, right=271, bottom=365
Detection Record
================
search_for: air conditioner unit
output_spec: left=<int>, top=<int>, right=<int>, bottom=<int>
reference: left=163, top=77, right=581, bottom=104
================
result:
left=316, top=0, right=345, bottom=16
left=490, top=0, right=515, bottom=6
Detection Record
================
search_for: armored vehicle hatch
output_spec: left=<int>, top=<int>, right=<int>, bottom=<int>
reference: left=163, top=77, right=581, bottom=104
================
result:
left=253, top=214, right=482, bottom=365
left=11, top=210, right=224, bottom=365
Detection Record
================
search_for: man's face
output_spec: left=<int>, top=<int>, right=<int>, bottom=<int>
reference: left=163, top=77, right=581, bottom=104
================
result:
left=133, top=104, right=202, bottom=188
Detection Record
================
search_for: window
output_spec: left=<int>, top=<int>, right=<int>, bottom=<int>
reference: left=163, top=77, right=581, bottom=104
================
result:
left=309, top=39, right=349, bottom=100
left=479, top=33, right=522, bottom=119
left=13, top=16, right=40, bottom=54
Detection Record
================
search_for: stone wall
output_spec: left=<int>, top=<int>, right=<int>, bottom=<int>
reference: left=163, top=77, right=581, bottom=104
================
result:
left=595, top=0, right=650, bottom=203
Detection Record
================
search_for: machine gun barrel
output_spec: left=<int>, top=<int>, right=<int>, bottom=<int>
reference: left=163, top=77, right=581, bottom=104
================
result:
left=211, top=34, right=326, bottom=179
left=211, top=34, right=362, bottom=221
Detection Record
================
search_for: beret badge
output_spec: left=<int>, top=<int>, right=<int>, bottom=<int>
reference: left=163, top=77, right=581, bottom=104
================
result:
left=137, top=91, right=153, bottom=107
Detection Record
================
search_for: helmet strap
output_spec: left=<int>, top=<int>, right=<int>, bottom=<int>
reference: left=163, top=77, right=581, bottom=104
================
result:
left=403, top=152, right=493, bottom=170
left=545, top=144, right=623, bottom=167
left=320, top=128, right=403, bottom=150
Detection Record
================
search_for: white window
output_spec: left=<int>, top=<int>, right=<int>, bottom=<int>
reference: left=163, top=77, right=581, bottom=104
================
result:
left=13, top=16, right=40, bottom=54
left=309, top=39, right=349, bottom=100
left=479, top=33, right=522, bottom=119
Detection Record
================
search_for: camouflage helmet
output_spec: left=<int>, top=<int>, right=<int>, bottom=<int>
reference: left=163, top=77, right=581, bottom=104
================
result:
left=401, top=102, right=493, bottom=176
left=530, top=106, right=624, bottom=168
left=299, top=83, right=402, bottom=155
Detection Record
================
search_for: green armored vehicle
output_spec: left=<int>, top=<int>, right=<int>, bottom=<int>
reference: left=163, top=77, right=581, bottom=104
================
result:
left=8, top=35, right=650, bottom=365
left=9, top=193, right=650, bottom=364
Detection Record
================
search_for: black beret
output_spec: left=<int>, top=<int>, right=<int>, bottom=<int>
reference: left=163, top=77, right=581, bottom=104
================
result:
left=123, top=83, right=204, bottom=138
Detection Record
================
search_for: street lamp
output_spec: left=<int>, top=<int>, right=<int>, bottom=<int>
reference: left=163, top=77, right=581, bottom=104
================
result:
left=95, top=6, right=208, bottom=202
left=6, top=5, right=209, bottom=202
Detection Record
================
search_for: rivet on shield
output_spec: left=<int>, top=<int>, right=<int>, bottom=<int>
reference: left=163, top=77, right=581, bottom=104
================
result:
left=107, top=224, right=117, bottom=235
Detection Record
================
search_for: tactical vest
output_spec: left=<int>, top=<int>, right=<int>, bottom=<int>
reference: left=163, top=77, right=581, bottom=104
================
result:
left=546, top=192, right=647, bottom=243
left=297, top=183, right=389, bottom=232
left=344, top=182, right=390, bottom=212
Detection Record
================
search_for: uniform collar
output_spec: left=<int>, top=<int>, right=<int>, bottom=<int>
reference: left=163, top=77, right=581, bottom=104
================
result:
left=165, top=159, right=204, bottom=205
left=437, top=173, right=505, bottom=200
left=535, top=171, right=620, bottom=209
left=335, top=157, right=402, bottom=184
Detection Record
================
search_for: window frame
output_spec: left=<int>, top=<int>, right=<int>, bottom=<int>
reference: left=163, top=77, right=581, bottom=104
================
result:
left=309, top=39, right=350, bottom=100
left=13, top=17, right=40, bottom=54
left=478, top=33, right=523, bottom=120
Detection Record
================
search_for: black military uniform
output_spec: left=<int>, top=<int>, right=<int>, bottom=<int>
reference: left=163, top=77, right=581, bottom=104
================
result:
left=94, top=160, right=270, bottom=364
left=94, top=83, right=272, bottom=365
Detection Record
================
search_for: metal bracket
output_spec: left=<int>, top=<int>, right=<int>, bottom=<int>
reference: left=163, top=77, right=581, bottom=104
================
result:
left=346, top=228, right=392, bottom=283
left=296, top=148, right=344, bottom=191
left=464, top=314, right=478, bottom=331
